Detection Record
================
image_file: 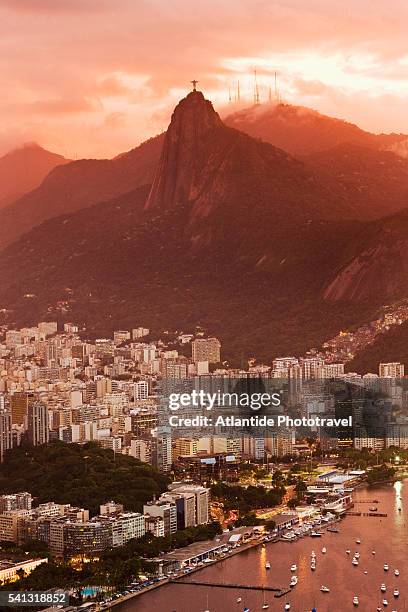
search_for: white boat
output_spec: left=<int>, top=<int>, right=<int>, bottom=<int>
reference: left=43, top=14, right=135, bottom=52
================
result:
left=311, top=551, right=316, bottom=558
left=355, top=552, right=360, bottom=558
left=310, top=531, right=322, bottom=537
left=364, top=571, right=368, bottom=574
left=262, top=588, right=269, bottom=609
left=290, top=564, right=297, bottom=572
left=356, top=539, right=361, bottom=544
left=381, top=584, right=386, bottom=592
left=372, top=550, right=376, bottom=555
left=346, top=549, right=351, bottom=554
left=265, top=562, right=271, bottom=570
left=352, top=558, right=359, bottom=566
left=353, top=596, right=359, bottom=606
left=321, top=586, right=330, bottom=593
left=382, top=600, right=388, bottom=606
left=311, top=564, right=316, bottom=571
left=243, top=608, right=250, bottom=612
left=236, top=597, right=242, bottom=603
left=384, top=564, right=389, bottom=571
left=290, top=576, right=298, bottom=587
left=284, top=604, right=291, bottom=611
left=394, top=569, right=399, bottom=576
left=394, top=589, right=399, bottom=597
left=321, top=547, right=327, bottom=554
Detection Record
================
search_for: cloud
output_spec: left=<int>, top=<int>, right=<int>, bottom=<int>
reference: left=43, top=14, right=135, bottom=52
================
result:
left=1, top=0, right=408, bottom=157
left=0, top=0, right=106, bottom=13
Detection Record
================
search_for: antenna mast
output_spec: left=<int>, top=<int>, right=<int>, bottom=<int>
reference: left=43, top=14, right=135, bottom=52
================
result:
left=254, top=69, right=260, bottom=105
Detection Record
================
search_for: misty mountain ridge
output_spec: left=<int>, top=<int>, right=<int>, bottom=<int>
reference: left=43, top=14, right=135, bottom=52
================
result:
left=0, top=143, right=69, bottom=209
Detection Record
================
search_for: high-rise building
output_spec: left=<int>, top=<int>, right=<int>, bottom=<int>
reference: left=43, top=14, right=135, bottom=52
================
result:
left=0, top=411, right=12, bottom=463
left=379, top=362, right=405, bottom=378
left=134, top=381, right=149, bottom=400
left=27, top=402, right=49, bottom=446
left=145, top=515, right=165, bottom=537
left=10, top=392, right=33, bottom=426
left=38, top=322, right=58, bottom=337
left=151, top=429, right=172, bottom=473
left=0, top=493, right=32, bottom=513
left=173, top=438, right=198, bottom=459
left=132, top=327, right=149, bottom=340
left=5, top=330, right=22, bottom=349
left=191, top=338, right=221, bottom=364
left=161, top=491, right=196, bottom=529
left=113, top=330, right=130, bottom=345
left=143, top=500, right=177, bottom=535
left=129, top=438, right=151, bottom=463
left=168, top=485, right=210, bottom=525
left=242, top=437, right=265, bottom=460
left=63, top=521, right=112, bottom=557
left=107, top=512, right=146, bottom=547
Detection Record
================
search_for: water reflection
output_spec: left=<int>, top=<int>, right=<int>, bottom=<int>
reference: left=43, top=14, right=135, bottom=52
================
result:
left=117, top=481, right=408, bottom=612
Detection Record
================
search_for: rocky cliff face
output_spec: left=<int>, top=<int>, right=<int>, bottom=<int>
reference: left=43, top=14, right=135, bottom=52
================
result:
left=324, top=210, right=408, bottom=301
left=146, top=91, right=223, bottom=210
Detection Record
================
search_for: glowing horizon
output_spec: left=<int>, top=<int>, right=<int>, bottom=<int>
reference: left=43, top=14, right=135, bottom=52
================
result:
left=1, top=0, right=408, bottom=159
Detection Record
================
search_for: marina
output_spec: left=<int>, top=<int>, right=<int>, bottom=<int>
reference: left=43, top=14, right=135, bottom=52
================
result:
left=113, top=480, right=407, bottom=611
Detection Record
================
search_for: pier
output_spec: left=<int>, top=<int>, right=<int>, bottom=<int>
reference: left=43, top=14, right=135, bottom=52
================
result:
left=170, top=579, right=283, bottom=592
left=345, top=511, right=387, bottom=517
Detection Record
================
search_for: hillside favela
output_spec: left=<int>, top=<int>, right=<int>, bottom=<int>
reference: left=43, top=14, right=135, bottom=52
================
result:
left=2, top=1, right=408, bottom=611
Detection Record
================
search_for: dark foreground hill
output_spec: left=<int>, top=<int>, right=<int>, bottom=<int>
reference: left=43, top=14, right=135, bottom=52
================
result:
left=0, top=442, right=168, bottom=516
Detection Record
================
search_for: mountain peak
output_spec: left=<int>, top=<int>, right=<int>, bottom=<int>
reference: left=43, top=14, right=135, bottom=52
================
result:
left=145, top=90, right=223, bottom=210
left=170, top=90, right=222, bottom=133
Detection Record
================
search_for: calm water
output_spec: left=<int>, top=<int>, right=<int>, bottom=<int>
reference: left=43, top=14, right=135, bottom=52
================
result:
left=116, top=480, right=408, bottom=611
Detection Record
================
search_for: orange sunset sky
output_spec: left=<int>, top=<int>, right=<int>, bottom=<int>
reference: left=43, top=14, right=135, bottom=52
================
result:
left=1, top=0, right=408, bottom=159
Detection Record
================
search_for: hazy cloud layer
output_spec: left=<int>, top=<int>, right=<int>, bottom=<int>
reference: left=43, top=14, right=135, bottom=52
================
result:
left=1, top=0, right=408, bottom=157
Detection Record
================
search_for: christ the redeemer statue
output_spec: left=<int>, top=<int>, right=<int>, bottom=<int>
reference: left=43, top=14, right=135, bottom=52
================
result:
left=191, top=80, right=198, bottom=91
